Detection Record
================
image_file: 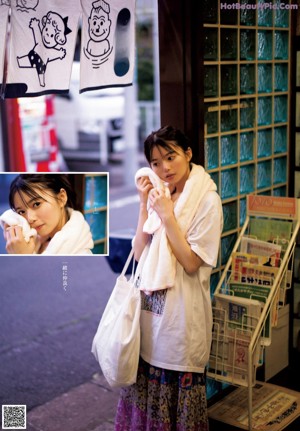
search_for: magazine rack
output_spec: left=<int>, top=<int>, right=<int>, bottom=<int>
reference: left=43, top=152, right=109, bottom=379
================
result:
left=208, top=195, right=300, bottom=431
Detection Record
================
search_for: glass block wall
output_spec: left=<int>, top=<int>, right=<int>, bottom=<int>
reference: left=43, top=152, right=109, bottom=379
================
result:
left=83, top=174, right=108, bottom=254
left=203, top=0, right=290, bottom=291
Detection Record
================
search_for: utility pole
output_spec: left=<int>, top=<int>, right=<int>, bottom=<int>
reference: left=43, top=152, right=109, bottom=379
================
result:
left=124, top=82, right=139, bottom=188
left=153, top=0, right=160, bottom=129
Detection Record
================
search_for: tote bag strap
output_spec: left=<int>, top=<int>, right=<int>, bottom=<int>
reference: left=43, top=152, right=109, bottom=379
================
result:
left=121, top=248, right=135, bottom=277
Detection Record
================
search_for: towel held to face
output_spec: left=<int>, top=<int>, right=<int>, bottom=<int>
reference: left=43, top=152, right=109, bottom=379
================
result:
left=0, top=209, right=37, bottom=242
left=0, top=208, right=93, bottom=254
left=135, top=167, right=171, bottom=235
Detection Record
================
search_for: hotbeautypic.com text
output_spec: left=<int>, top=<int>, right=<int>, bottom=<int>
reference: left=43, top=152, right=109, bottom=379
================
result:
left=220, top=2, right=298, bottom=10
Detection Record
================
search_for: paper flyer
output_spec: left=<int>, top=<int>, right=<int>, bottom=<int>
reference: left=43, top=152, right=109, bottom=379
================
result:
left=209, top=382, right=300, bottom=431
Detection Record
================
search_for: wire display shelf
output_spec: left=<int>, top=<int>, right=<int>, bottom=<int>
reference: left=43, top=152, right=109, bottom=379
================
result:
left=208, top=195, right=300, bottom=430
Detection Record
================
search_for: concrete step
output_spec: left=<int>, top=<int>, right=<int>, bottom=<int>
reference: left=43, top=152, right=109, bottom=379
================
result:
left=27, top=374, right=119, bottom=431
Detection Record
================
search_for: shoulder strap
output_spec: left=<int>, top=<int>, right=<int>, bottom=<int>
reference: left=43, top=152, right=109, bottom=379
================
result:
left=121, top=248, right=135, bottom=276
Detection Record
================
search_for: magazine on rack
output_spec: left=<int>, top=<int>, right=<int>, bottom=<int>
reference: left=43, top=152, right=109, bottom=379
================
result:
left=239, top=263, right=278, bottom=286
left=240, top=236, right=282, bottom=267
left=210, top=294, right=262, bottom=384
left=249, top=218, right=293, bottom=243
left=209, top=327, right=258, bottom=386
left=229, top=251, right=280, bottom=343
left=214, top=293, right=262, bottom=333
left=231, top=251, right=279, bottom=283
left=227, top=282, right=272, bottom=346
left=226, top=328, right=259, bottom=385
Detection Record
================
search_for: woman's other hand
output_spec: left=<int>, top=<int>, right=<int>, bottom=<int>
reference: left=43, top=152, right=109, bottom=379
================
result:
left=136, top=176, right=153, bottom=206
left=148, top=188, right=174, bottom=223
left=4, top=224, right=37, bottom=254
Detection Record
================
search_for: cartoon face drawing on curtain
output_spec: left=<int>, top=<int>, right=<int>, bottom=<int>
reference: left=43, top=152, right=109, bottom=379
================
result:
left=84, top=0, right=113, bottom=67
left=17, top=11, right=72, bottom=87
left=16, top=0, right=39, bottom=12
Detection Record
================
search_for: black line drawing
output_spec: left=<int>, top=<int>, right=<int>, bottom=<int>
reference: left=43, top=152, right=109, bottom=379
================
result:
left=16, top=0, right=39, bottom=12
left=84, top=0, right=113, bottom=69
left=16, top=11, right=72, bottom=87
left=114, top=8, right=131, bottom=77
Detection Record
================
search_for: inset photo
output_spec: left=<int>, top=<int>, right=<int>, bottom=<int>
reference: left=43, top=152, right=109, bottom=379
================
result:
left=0, top=173, right=108, bottom=256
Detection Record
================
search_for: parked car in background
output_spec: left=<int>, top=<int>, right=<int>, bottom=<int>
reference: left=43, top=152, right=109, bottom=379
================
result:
left=53, top=62, right=125, bottom=171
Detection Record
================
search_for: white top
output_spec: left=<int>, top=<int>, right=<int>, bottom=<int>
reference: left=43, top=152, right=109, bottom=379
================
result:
left=140, top=190, right=223, bottom=373
left=41, top=209, right=94, bottom=255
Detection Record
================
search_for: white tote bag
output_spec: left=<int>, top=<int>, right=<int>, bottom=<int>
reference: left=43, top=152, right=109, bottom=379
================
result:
left=91, top=249, right=141, bottom=388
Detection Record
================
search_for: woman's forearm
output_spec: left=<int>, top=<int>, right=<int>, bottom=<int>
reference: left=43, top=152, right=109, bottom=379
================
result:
left=163, top=213, right=203, bottom=274
left=133, top=203, right=150, bottom=260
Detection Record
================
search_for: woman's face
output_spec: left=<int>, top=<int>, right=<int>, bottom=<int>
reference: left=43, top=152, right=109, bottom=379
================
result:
left=13, top=187, right=67, bottom=240
left=150, top=142, right=192, bottom=190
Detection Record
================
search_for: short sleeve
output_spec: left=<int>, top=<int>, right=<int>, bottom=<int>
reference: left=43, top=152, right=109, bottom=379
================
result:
left=187, top=191, right=223, bottom=267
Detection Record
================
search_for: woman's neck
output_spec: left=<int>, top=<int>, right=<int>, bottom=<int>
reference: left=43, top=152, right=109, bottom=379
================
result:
left=174, top=165, right=191, bottom=194
left=37, top=236, right=51, bottom=254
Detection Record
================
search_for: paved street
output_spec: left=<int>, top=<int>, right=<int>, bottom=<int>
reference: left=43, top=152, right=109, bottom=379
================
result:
left=0, top=185, right=139, bottom=415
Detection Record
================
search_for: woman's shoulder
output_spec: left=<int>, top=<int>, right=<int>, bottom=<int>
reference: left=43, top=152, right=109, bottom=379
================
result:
left=198, top=190, right=222, bottom=212
left=191, top=190, right=223, bottom=230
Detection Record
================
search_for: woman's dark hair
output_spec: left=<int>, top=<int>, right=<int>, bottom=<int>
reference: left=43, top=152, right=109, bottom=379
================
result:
left=9, top=174, right=79, bottom=211
left=144, top=125, right=191, bottom=164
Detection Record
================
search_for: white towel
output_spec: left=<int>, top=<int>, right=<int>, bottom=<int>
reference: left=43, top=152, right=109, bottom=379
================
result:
left=135, top=167, right=171, bottom=235
left=80, top=0, right=135, bottom=92
left=6, top=0, right=80, bottom=97
left=138, top=164, right=217, bottom=293
left=42, top=209, right=94, bottom=255
left=0, top=209, right=37, bottom=242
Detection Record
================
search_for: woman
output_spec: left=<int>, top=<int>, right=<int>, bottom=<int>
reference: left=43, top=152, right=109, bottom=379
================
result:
left=1, top=174, right=94, bottom=255
left=115, top=126, right=223, bottom=430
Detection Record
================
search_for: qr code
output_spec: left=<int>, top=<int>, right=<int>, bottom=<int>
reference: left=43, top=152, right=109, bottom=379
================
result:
left=2, top=405, right=26, bottom=429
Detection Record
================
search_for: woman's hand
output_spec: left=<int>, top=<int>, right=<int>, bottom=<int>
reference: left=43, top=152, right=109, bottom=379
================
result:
left=148, top=190, right=202, bottom=273
left=136, top=176, right=153, bottom=206
left=4, top=224, right=37, bottom=254
left=148, top=188, right=174, bottom=223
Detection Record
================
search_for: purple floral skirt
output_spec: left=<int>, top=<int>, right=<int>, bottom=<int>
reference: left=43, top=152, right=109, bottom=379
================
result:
left=114, top=358, right=209, bottom=431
